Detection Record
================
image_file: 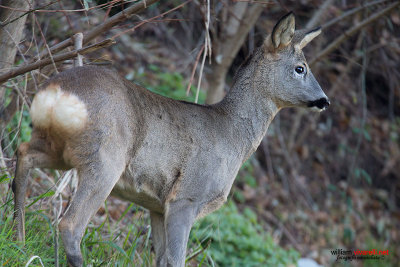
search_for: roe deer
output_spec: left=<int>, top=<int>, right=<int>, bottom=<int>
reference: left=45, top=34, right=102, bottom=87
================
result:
left=13, top=12, right=329, bottom=266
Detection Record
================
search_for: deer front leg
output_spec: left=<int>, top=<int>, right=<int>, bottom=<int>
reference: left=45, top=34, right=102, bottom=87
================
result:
left=59, top=160, right=125, bottom=267
left=150, top=211, right=167, bottom=266
left=164, top=200, right=197, bottom=267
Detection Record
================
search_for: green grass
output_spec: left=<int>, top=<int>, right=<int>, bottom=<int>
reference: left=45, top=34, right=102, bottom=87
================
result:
left=0, top=189, right=154, bottom=266
left=0, top=203, right=63, bottom=266
left=0, top=186, right=299, bottom=266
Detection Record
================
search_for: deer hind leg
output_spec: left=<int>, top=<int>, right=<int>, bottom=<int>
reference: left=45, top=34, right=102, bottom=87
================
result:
left=150, top=211, right=167, bottom=266
left=59, top=158, right=125, bottom=267
left=13, top=140, right=65, bottom=244
left=164, top=199, right=197, bottom=267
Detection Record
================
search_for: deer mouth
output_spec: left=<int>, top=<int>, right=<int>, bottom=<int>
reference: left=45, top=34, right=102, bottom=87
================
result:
left=307, top=98, right=330, bottom=112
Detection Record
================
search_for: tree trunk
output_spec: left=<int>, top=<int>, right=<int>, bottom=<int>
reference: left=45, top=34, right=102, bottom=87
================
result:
left=0, top=0, right=31, bottom=73
left=205, top=3, right=263, bottom=104
left=0, top=0, right=31, bottom=195
left=0, top=0, right=32, bottom=124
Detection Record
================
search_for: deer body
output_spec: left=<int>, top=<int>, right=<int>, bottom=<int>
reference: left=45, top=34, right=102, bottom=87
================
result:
left=13, top=13, right=329, bottom=267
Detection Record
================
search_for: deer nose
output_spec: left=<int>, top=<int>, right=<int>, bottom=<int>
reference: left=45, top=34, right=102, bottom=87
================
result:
left=307, top=97, right=330, bottom=110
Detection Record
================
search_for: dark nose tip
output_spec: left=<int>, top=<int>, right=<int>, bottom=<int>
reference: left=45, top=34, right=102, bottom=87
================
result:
left=307, top=98, right=330, bottom=109
left=324, top=98, right=330, bottom=108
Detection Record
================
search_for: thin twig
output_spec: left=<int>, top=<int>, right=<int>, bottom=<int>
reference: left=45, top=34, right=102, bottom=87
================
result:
left=0, top=0, right=131, bottom=17
left=306, top=0, right=335, bottom=29
left=205, top=0, right=212, bottom=61
left=0, top=92, right=18, bottom=127
left=0, top=1, right=58, bottom=28
left=38, top=0, right=159, bottom=59
left=3, top=27, right=39, bottom=92
left=310, top=1, right=400, bottom=65
left=196, top=41, right=207, bottom=104
left=10, top=79, right=29, bottom=107
left=348, top=38, right=368, bottom=184
left=110, top=0, right=192, bottom=40
left=259, top=209, right=302, bottom=252
left=57, top=0, right=74, bottom=30
left=322, top=0, right=391, bottom=29
left=30, top=3, right=59, bottom=74
left=261, top=139, right=276, bottom=184
left=186, top=45, right=205, bottom=96
left=195, top=0, right=211, bottom=104
left=275, top=116, right=315, bottom=208
left=2, top=102, right=24, bottom=153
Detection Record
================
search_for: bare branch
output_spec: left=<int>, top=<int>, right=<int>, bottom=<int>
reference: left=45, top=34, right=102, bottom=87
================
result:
left=0, top=1, right=57, bottom=28
left=322, top=0, right=391, bottom=29
left=186, top=45, right=204, bottom=96
left=0, top=39, right=116, bottom=84
left=195, top=0, right=211, bottom=104
left=310, top=1, right=400, bottom=65
left=73, top=33, right=84, bottom=67
left=39, top=0, right=159, bottom=59
left=31, top=6, right=59, bottom=74
left=0, top=0, right=141, bottom=24
left=306, top=0, right=335, bottom=29
left=110, top=0, right=192, bottom=40
left=0, top=0, right=160, bottom=85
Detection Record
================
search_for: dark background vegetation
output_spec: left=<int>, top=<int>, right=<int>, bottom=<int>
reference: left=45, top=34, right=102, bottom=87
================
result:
left=0, top=0, right=399, bottom=266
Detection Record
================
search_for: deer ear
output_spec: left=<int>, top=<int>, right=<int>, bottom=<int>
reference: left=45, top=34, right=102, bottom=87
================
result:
left=270, top=12, right=295, bottom=49
left=298, top=27, right=321, bottom=49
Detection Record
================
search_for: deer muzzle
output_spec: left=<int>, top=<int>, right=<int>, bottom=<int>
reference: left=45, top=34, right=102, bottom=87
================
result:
left=307, top=97, right=330, bottom=111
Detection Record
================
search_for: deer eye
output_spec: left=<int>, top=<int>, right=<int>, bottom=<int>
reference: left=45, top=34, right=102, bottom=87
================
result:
left=295, top=66, right=304, bottom=74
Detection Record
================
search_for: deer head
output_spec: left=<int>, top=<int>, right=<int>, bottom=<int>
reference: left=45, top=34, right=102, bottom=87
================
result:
left=261, top=12, right=329, bottom=111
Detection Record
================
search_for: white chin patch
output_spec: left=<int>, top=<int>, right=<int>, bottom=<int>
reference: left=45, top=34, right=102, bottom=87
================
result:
left=310, top=106, right=325, bottom=112
left=30, top=84, right=88, bottom=134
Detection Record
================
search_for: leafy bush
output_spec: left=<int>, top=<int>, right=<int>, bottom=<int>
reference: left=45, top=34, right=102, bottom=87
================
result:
left=190, top=201, right=300, bottom=266
left=127, top=64, right=206, bottom=103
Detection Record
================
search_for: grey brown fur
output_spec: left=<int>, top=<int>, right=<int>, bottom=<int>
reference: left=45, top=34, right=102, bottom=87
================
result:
left=13, top=13, right=329, bottom=267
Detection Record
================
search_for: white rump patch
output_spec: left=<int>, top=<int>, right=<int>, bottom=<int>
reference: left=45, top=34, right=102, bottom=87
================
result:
left=30, top=84, right=88, bottom=135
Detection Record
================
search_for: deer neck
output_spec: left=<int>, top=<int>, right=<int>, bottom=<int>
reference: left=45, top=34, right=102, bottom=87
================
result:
left=216, top=51, right=279, bottom=160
